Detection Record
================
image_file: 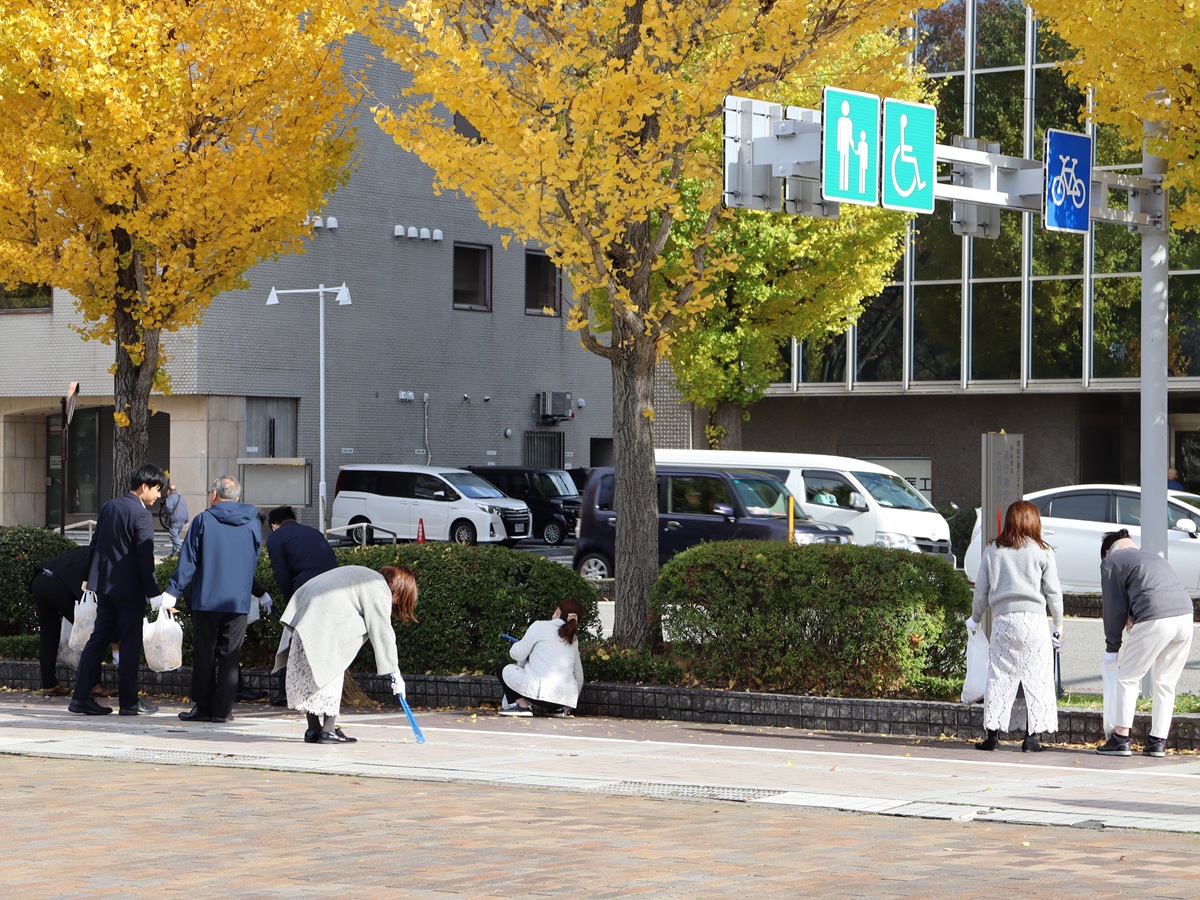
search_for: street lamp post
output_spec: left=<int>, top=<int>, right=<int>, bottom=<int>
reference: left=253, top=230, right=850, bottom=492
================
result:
left=266, top=282, right=352, bottom=533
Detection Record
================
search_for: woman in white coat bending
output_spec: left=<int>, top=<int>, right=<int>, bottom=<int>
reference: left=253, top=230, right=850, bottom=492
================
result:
left=970, top=500, right=1064, bottom=752
left=497, top=597, right=585, bottom=717
left=274, top=565, right=417, bottom=744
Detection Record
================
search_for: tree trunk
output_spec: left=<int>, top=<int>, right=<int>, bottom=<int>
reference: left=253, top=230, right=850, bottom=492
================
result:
left=709, top=401, right=744, bottom=450
left=111, top=289, right=161, bottom=501
left=609, top=329, right=660, bottom=651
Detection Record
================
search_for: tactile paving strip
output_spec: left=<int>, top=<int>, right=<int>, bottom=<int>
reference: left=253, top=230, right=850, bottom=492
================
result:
left=114, top=748, right=269, bottom=764
left=590, top=781, right=784, bottom=803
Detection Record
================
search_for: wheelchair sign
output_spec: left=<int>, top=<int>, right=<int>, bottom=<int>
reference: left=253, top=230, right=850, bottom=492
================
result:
left=881, top=99, right=936, bottom=214
left=1044, top=129, right=1092, bottom=234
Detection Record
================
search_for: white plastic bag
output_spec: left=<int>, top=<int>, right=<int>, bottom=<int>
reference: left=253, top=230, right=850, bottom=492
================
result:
left=57, top=618, right=81, bottom=669
left=142, top=608, right=183, bottom=672
left=961, top=626, right=990, bottom=704
left=69, top=590, right=98, bottom=652
left=1101, top=655, right=1120, bottom=738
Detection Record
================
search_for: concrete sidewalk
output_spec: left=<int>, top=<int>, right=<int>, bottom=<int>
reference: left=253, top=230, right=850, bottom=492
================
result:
left=3, top=690, right=1199, bottom=836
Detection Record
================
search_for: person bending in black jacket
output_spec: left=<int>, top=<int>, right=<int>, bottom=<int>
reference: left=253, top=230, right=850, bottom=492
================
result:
left=32, top=546, right=116, bottom=698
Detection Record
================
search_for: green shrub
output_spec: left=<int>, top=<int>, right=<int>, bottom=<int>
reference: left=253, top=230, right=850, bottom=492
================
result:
left=156, top=543, right=600, bottom=675
left=581, top=641, right=685, bottom=685
left=649, top=541, right=972, bottom=698
left=0, top=527, right=78, bottom=638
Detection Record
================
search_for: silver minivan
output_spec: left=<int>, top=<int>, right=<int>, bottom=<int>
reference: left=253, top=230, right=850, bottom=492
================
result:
left=330, top=464, right=532, bottom=545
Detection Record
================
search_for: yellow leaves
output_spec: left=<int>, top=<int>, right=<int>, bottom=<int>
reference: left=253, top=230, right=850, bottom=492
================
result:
left=641, top=406, right=655, bottom=421
left=112, top=411, right=131, bottom=428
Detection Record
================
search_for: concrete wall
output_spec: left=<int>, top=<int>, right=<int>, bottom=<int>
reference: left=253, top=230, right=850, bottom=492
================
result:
left=0, top=411, right=46, bottom=525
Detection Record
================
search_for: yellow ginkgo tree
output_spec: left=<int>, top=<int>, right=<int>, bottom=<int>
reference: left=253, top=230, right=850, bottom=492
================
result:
left=0, top=2, right=359, bottom=493
left=360, top=0, right=937, bottom=648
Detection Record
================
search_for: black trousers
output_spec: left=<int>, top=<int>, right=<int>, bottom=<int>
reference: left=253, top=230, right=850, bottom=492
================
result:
left=71, top=592, right=144, bottom=710
left=32, top=573, right=75, bottom=689
left=190, top=611, right=248, bottom=719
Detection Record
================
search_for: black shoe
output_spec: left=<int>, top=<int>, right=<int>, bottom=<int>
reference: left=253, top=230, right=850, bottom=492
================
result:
left=270, top=694, right=287, bottom=707
left=209, top=713, right=235, bottom=724
left=1143, top=736, right=1167, bottom=758
left=1021, top=735, right=1043, bottom=753
left=178, top=706, right=212, bottom=722
left=975, top=729, right=1000, bottom=751
left=68, top=697, right=113, bottom=716
left=304, top=728, right=322, bottom=744
left=236, top=689, right=268, bottom=702
left=119, top=699, right=158, bottom=716
left=319, top=729, right=356, bottom=744
left=1096, top=734, right=1133, bottom=756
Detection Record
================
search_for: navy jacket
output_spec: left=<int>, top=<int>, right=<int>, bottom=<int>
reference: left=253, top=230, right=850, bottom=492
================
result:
left=86, top=492, right=159, bottom=601
left=265, top=520, right=338, bottom=600
left=168, top=500, right=262, bottom=614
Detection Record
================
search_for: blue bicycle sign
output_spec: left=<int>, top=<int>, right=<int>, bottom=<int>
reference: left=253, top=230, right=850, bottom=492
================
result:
left=1044, top=129, right=1092, bottom=234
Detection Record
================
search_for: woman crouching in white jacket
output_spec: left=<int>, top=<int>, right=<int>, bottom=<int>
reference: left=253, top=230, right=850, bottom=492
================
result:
left=497, top=597, right=585, bottom=718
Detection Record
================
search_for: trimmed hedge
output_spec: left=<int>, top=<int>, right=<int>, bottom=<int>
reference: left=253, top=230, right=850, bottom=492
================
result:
left=0, top=527, right=78, bottom=637
left=649, top=541, right=972, bottom=697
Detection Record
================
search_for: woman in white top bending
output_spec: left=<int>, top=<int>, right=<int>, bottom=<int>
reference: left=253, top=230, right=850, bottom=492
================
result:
left=970, top=500, right=1064, bottom=752
left=497, top=597, right=585, bottom=718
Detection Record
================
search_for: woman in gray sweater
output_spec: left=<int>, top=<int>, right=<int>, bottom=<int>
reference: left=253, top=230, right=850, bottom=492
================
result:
left=970, top=500, right=1064, bottom=752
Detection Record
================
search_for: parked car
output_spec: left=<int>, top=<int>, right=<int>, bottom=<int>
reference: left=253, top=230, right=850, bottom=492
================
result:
left=466, top=465, right=582, bottom=545
left=963, top=483, right=1200, bottom=593
left=572, top=465, right=854, bottom=579
left=655, top=449, right=954, bottom=565
left=330, top=464, right=532, bottom=546
left=566, top=467, right=595, bottom=495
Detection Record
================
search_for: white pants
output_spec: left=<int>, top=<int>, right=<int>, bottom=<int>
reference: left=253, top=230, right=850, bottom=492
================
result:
left=1115, top=613, right=1194, bottom=738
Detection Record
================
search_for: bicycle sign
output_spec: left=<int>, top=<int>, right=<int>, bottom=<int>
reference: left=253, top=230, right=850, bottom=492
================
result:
left=1044, top=129, right=1092, bottom=234
left=881, top=99, right=936, bottom=214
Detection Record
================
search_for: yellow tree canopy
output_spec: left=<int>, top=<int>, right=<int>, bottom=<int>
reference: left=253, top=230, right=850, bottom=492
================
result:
left=0, top=2, right=359, bottom=484
left=1035, top=0, right=1200, bottom=229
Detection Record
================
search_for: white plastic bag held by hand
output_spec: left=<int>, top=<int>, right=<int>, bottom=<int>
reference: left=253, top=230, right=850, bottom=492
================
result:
left=961, top=626, right=990, bottom=704
left=142, top=608, right=184, bottom=672
left=57, top=619, right=81, bottom=669
left=1101, top=654, right=1120, bottom=738
left=69, top=590, right=98, bottom=652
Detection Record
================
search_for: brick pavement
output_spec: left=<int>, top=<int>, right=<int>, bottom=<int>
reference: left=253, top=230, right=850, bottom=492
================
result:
left=4, top=754, right=1200, bottom=898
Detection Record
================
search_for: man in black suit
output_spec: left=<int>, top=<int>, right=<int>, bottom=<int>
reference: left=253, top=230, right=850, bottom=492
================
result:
left=265, top=506, right=338, bottom=704
left=69, top=463, right=168, bottom=717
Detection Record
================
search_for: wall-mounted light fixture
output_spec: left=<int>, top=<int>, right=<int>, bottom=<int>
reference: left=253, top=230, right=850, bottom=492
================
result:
left=325, top=216, right=339, bottom=230
left=311, top=216, right=324, bottom=229
left=432, top=229, right=444, bottom=241
left=393, top=225, right=445, bottom=240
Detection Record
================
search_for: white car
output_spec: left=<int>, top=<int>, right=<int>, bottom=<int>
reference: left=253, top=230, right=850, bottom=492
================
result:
left=963, top=484, right=1200, bottom=594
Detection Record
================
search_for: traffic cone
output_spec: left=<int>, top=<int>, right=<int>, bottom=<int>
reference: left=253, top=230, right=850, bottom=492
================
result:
left=417, top=518, right=426, bottom=543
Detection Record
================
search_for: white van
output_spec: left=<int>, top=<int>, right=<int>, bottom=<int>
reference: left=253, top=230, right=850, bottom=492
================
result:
left=654, top=449, right=954, bottom=564
left=330, top=464, right=532, bottom=545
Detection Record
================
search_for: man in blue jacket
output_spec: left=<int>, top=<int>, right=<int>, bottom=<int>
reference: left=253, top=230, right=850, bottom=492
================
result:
left=162, top=475, right=262, bottom=723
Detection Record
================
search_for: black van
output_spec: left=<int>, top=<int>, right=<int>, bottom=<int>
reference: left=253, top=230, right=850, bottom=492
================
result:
left=572, top=466, right=853, bottom=578
left=466, top=466, right=582, bottom=545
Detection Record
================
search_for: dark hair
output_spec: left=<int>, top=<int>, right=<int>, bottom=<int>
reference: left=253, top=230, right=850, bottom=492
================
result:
left=557, top=597, right=585, bottom=645
left=268, top=506, right=297, bottom=526
left=1101, top=529, right=1131, bottom=561
left=993, top=500, right=1050, bottom=551
left=130, top=464, right=167, bottom=492
left=382, top=566, right=418, bottom=624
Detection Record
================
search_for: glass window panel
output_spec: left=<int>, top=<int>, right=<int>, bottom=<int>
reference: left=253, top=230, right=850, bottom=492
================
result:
left=0, top=282, right=51, bottom=311
left=1031, top=279, right=1083, bottom=379
left=453, top=243, right=492, bottom=310
left=975, top=0, right=1027, bottom=70
left=916, top=0, right=966, bottom=73
left=800, top=333, right=847, bottom=384
left=913, top=203, right=962, bottom=281
left=855, top=286, right=904, bottom=383
left=1033, top=67, right=1085, bottom=152
left=1168, top=273, right=1200, bottom=377
left=912, top=283, right=962, bottom=381
left=1034, top=18, right=1073, bottom=63
left=972, top=210, right=1024, bottom=278
left=1093, top=220, right=1140, bottom=275
left=524, top=250, right=560, bottom=315
left=973, top=71, right=1025, bottom=157
left=772, top=338, right=794, bottom=387
left=970, top=280, right=1021, bottom=380
left=1092, top=276, right=1140, bottom=377
left=932, top=74, right=964, bottom=138
left=1033, top=228, right=1084, bottom=277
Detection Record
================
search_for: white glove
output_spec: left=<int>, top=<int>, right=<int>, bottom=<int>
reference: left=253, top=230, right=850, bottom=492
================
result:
left=965, top=617, right=980, bottom=634
left=154, top=592, right=177, bottom=612
left=1104, top=651, right=1119, bottom=666
left=390, top=672, right=406, bottom=700
left=258, top=592, right=273, bottom=616
left=1051, top=629, right=1064, bottom=651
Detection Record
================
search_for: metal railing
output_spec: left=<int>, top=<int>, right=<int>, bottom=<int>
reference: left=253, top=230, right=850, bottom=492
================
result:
left=60, top=519, right=99, bottom=543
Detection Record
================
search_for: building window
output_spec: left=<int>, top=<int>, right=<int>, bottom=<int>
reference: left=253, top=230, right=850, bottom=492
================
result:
left=453, top=243, right=491, bottom=311
left=453, top=112, right=482, bottom=143
left=525, top=250, right=561, bottom=316
left=0, top=282, right=51, bottom=312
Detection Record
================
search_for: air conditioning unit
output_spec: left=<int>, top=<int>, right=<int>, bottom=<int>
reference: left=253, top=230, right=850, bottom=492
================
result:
left=537, top=391, right=572, bottom=422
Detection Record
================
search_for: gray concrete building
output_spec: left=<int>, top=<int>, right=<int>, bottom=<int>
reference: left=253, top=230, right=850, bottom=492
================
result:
left=0, top=36, right=614, bottom=530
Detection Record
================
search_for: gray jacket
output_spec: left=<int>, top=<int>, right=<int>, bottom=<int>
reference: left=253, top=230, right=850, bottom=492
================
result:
left=1100, top=548, right=1194, bottom=653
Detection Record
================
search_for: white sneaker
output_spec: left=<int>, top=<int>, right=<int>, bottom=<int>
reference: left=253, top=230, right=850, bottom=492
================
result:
left=498, top=700, right=532, bottom=717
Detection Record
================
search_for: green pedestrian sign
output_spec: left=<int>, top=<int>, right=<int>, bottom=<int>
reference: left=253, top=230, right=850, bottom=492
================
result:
left=881, top=99, right=936, bottom=214
left=822, top=87, right=880, bottom=207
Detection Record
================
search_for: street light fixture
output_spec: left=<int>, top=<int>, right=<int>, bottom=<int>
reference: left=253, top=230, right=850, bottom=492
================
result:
left=265, top=282, right=352, bottom=533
